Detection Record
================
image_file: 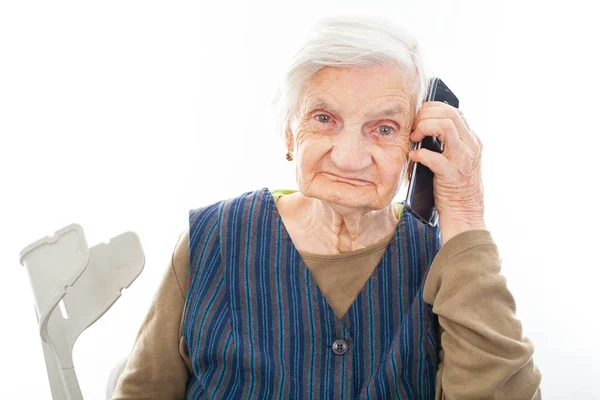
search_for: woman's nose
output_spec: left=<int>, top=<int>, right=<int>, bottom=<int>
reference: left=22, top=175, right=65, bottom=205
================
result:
left=329, top=133, right=371, bottom=173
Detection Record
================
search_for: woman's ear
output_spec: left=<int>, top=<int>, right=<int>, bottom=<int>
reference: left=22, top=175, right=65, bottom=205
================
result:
left=285, top=127, right=294, bottom=153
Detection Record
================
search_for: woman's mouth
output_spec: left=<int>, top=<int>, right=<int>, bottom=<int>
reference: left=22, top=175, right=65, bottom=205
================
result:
left=321, top=172, right=372, bottom=185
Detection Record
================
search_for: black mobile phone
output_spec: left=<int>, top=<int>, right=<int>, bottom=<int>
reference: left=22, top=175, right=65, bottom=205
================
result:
left=404, top=77, right=459, bottom=227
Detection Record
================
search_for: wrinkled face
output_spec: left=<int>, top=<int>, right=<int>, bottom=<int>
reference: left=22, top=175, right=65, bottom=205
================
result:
left=286, top=64, right=415, bottom=211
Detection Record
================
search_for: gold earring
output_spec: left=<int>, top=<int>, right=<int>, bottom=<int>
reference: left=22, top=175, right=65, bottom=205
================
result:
left=286, top=150, right=293, bottom=161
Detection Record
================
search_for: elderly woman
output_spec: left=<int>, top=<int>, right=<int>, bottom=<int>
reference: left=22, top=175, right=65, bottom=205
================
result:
left=112, top=15, right=542, bottom=400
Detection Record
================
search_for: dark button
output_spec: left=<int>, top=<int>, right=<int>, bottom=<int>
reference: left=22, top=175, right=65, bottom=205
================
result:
left=332, top=339, right=348, bottom=355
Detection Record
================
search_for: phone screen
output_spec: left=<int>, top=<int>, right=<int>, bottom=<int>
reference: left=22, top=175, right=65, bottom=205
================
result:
left=403, top=78, right=459, bottom=227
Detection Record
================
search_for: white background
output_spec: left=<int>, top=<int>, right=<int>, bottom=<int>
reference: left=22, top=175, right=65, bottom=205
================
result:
left=1, top=1, right=598, bottom=399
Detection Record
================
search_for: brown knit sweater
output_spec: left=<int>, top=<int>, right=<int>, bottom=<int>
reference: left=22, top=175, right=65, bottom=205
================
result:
left=112, top=198, right=542, bottom=399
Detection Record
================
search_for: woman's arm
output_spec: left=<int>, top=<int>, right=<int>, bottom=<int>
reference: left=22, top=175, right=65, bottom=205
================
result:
left=111, top=229, right=192, bottom=400
left=424, top=229, right=542, bottom=400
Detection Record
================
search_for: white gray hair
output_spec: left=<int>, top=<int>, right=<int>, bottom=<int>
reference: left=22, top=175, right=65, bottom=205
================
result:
left=270, top=14, right=430, bottom=140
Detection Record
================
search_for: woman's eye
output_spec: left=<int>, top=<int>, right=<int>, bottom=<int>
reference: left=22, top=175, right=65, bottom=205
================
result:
left=315, top=114, right=331, bottom=123
left=313, top=115, right=394, bottom=136
left=377, top=125, right=394, bottom=136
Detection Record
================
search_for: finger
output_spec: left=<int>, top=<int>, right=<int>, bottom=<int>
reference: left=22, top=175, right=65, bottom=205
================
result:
left=413, top=105, right=475, bottom=147
left=410, top=118, right=463, bottom=152
left=456, top=109, right=479, bottom=145
left=472, top=129, right=484, bottom=155
left=409, top=147, right=451, bottom=178
left=421, top=100, right=452, bottom=108
left=456, top=109, right=470, bottom=130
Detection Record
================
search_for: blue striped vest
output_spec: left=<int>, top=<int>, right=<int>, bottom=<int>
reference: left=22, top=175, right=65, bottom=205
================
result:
left=183, top=187, right=442, bottom=399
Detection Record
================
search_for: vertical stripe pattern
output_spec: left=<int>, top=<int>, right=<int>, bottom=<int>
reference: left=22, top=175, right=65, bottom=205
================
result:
left=183, top=187, right=441, bottom=399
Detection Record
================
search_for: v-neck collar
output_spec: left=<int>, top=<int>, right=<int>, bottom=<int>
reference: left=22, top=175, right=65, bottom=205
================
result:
left=298, top=225, right=397, bottom=261
left=264, top=186, right=408, bottom=327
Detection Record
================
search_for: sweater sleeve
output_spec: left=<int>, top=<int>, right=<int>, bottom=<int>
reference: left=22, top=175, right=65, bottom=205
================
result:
left=111, top=229, right=192, bottom=400
left=423, top=229, right=542, bottom=400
